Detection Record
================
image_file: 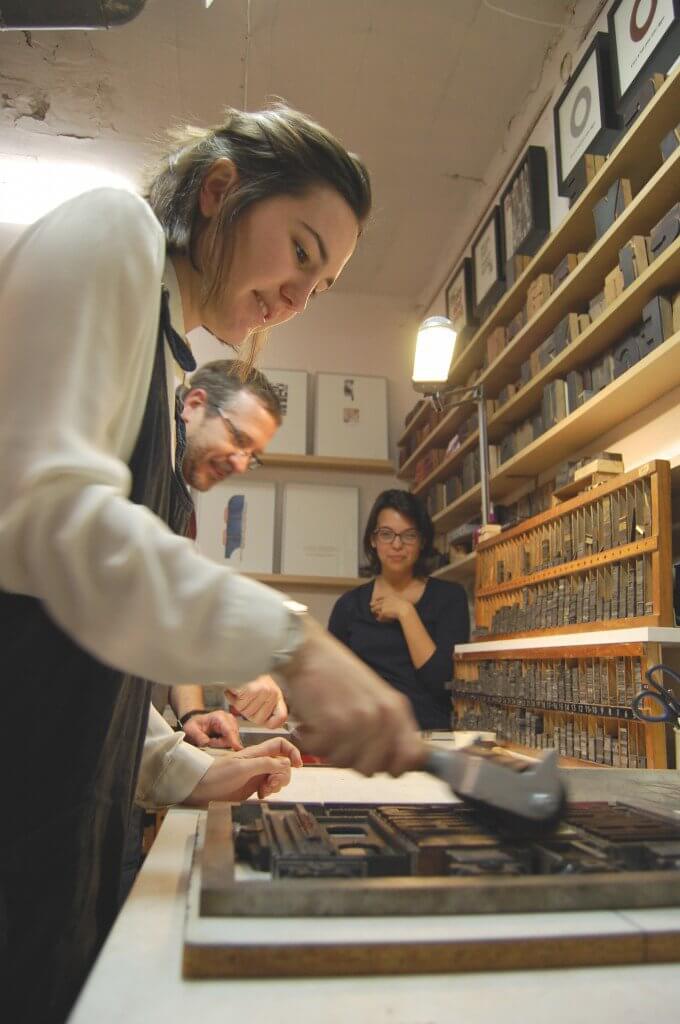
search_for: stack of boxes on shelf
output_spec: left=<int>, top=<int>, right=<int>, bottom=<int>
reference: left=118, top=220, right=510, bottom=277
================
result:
left=451, top=460, right=674, bottom=769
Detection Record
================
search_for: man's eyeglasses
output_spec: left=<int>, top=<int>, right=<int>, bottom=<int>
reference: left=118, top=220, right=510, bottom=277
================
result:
left=373, top=527, right=420, bottom=546
left=215, top=409, right=263, bottom=471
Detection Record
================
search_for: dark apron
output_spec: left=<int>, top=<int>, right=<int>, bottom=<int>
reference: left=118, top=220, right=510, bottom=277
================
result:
left=0, top=290, right=195, bottom=1024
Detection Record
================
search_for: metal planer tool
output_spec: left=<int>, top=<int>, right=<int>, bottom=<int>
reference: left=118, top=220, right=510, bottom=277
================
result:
left=422, top=741, right=567, bottom=838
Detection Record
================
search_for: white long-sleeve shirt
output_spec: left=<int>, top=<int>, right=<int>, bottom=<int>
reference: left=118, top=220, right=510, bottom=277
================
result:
left=0, top=187, right=298, bottom=804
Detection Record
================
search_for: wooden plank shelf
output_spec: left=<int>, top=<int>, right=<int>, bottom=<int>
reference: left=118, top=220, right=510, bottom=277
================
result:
left=412, top=431, right=478, bottom=497
left=396, top=401, right=430, bottom=447
left=482, top=146, right=680, bottom=397
left=259, top=453, right=394, bottom=473
left=455, top=627, right=680, bottom=654
left=487, top=234, right=680, bottom=439
left=397, top=404, right=471, bottom=480
left=431, top=552, right=477, bottom=582
left=491, top=328, right=680, bottom=501
left=432, top=482, right=482, bottom=533
left=446, top=68, right=680, bottom=390
left=243, top=573, right=362, bottom=590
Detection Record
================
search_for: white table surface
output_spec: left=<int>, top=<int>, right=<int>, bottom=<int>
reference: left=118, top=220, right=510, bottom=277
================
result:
left=68, top=765, right=680, bottom=1024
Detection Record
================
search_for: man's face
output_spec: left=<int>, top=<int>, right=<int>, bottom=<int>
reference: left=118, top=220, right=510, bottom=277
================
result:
left=181, top=387, right=278, bottom=492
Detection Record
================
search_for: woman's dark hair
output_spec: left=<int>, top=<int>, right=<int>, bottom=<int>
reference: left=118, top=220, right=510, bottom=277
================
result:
left=363, top=489, right=435, bottom=578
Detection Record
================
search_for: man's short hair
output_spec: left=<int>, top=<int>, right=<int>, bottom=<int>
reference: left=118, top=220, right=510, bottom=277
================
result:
left=180, top=359, right=282, bottom=424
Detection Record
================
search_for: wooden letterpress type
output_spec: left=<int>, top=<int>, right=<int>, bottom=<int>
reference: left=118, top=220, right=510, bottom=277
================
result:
left=553, top=312, right=580, bottom=353
left=612, top=563, right=620, bottom=618
left=672, top=290, right=680, bottom=333
left=578, top=313, right=591, bottom=334
left=616, top=658, right=626, bottom=706
left=618, top=235, right=650, bottom=288
left=612, top=331, right=641, bottom=378
left=626, top=561, right=635, bottom=616
left=592, top=352, right=616, bottom=393
left=602, top=493, right=612, bottom=550
left=649, top=202, right=680, bottom=263
left=661, top=124, right=680, bottom=163
left=525, top=274, right=553, bottom=319
left=541, top=380, right=568, bottom=430
left=485, top=326, right=507, bottom=366
left=505, top=253, right=532, bottom=288
left=604, top=265, right=625, bottom=307
left=529, top=348, right=542, bottom=379
left=506, top=309, right=526, bottom=342
left=644, top=556, right=653, bottom=616
left=552, top=253, right=578, bottom=291
left=638, top=294, right=674, bottom=355
left=589, top=573, right=597, bottom=623
left=584, top=505, right=593, bottom=554
left=619, top=489, right=631, bottom=545
left=564, top=153, right=606, bottom=207
left=589, top=290, right=606, bottom=322
left=635, top=557, right=644, bottom=617
left=566, top=369, right=586, bottom=412
left=593, top=178, right=633, bottom=240
left=620, top=73, right=666, bottom=132
left=519, top=358, right=532, bottom=386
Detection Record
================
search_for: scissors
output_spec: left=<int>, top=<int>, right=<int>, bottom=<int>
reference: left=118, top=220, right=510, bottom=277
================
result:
left=631, top=664, right=680, bottom=724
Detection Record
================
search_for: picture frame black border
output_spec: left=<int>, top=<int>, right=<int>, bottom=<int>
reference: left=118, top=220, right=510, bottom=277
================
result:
left=607, top=0, right=680, bottom=111
left=500, top=145, right=550, bottom=261
left=445, top=257, right=477, bottom=348
left=553, top=32, right=621, bottom=197
left=471, top=206, right=506, bottom=323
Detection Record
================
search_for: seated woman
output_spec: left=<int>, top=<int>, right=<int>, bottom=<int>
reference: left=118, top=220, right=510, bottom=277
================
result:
left=329, top=489, right=469, bottom=731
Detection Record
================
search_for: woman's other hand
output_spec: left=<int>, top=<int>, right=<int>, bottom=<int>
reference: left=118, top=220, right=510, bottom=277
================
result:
left=225, top=675, right=288, bottom=728
left=184, top=737, right=302, bottom=805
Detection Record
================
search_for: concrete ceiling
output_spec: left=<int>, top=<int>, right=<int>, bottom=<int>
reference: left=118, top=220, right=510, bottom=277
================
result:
left=0, top=0, right=590, bottom=303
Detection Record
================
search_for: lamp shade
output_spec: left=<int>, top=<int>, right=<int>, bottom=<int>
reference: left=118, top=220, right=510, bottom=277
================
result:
left=412, top=316, right=457, bottom=385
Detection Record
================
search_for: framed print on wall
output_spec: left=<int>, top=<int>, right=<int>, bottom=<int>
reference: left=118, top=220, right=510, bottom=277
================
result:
left=313, top=372, right=388, bottom=460
left=471, top=206, right=506, bottom=322
left=281, top=483, right=359, bottom=577
left=259, top=367, right=308, bottom=455
left=501, top=146, right=550, bottom=261
left=445, top=258, right=477, bottom=348
left=608, top=0, right=680, bottom=111
left=554, top=32, right=621, bottom=197
left=195, top=480, right=275, bottom=573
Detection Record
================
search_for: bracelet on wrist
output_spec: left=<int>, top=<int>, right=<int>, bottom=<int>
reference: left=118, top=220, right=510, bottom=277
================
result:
left=178, top=708, right=206, bottom=728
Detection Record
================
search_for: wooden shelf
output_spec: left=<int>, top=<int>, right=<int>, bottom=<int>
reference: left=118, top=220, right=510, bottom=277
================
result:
left=259, top=453, right=394, bottom=473
left=432, top=482, right=482, bottom=533
left=483, top=148, right=680, bottom=400
left=244, top=573, right=362, bottom=590
left=431, top=552, right=477, bottom=582
left=396, top=402, right=430, bottom=447
left=446, top=67, right=680, bottom=390
left=412, top=431, right=478, bottom=497
left=487, top=233, right=680, bottom=438
left=491, top=327, right=680, bottom=501
left=455, top=627, right=680, bottom=654
left=397, top=404, right=471, bottom=480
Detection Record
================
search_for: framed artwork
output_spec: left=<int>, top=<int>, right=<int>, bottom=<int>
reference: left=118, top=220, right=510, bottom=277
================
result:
left=281, top=483, right=359, bottom=577
left=313, top=373, right=388, bottom=460
left=554, top=32, right=621, bottom=197
left=259, top=367, right=308, bottom=455
left=608, top=0, right=680, bottom=109
left=195, top=480, right=275, bottom=573
left=471, top=206, right=506, bottom=322
left=445, top=258, right=477, bottom=348
left=501, top=146, right=550, bottom=261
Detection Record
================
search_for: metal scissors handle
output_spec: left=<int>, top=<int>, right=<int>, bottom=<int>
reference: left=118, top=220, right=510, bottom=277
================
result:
left=631, top=663, right=680, bottom=724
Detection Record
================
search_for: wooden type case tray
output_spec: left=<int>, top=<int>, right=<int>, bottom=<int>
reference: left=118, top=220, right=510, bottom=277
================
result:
left=183, top=798, right=680, bottom=978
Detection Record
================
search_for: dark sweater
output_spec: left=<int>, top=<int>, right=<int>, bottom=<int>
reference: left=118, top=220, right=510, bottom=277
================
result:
left=328, top=577, right=470, bottom=730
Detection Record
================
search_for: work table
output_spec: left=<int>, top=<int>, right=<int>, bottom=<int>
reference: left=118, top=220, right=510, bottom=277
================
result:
left=67, top=766, right=680, bottom=1024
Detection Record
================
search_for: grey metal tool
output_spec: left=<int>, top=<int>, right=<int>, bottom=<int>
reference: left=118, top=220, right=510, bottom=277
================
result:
left=423, top=742, right=567, bottom=838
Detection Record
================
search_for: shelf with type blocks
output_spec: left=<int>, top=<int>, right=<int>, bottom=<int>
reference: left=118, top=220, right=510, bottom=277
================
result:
left=397, top=404, right=472, bottom=481
left=397, top=401, right=431, bottom=448
left=411, top=431, right=478, bottom=497
left=259, top=453, right=394, bottom=473
left=472, top=461, right=673, bottom=639
left=243, top=573, right=362, bottom=590
left=451, top=641, right=670, bottom=768
left=431, top=330, right=680, bottom=534
left=487, top=234, right=680, bottom=438
left=431, top=552, right=477, bottom=583
left=446, top=68, right=680, bottom=390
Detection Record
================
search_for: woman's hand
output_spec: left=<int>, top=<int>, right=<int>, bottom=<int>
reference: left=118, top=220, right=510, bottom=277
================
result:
left=225, top=675, right=289, bottom=728
left=182, top=709, right=243, bottom=750
left=370, top=593, right=411, bottom=623
left=183, top=737, right=303, bottom=806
